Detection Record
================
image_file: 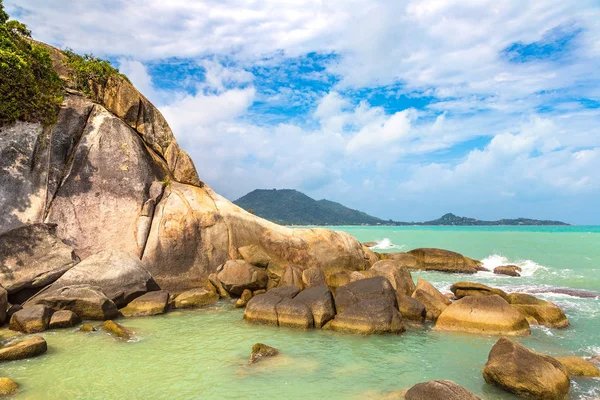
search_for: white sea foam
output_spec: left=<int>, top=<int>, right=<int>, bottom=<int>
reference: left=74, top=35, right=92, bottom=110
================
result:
left=479, top=254, right=547, bottom=277
left=369, top=238, right=403, bottom=250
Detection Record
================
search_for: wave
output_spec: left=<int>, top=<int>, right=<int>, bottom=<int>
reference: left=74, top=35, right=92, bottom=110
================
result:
left=369, top=238, right=403, bottom=250
left=479, top=254, right=547, bottom=277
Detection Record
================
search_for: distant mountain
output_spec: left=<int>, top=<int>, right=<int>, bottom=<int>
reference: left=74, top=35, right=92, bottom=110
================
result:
left=233, top=190, right=569, bottom=226
left=233, top=189, right=384, bottom=225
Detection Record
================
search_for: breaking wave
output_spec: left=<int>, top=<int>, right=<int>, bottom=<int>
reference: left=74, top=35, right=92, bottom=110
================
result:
left=369, top=238, right=403, bottom=250
left=479, top=254, right=547, bottom=277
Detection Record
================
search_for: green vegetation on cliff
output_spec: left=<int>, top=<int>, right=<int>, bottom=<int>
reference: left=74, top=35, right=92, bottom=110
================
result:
left=63, top=49, right=129, bottom=96
left=0, top=0, right=62, bottom=126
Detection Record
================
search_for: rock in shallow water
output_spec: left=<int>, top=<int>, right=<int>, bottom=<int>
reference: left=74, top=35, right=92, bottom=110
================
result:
left=507, top=293, right=569, bottom=329
left=555, top=356, right=600, bottom=377
left=482, top=337, right=570, bottom=400
left=405, top=380, right=480, bottom=400
left=217, top=260, right=268, bottom=296
left=325, top=298, right=405, bottom=335
left=0, top=336, right=47, bottom=362
left=49, top=310, right=81, bottom=329
left=121, top=290, right=169, bottom=316
left=494, top=265, right=522, bottom=277
left=370, top=260, right=416, bottom=297
left=450, top=281, right=509, bottom=301
left=235, top=289, right=253, bottom=308
left=0, top=377, right=19, bottom=396
left=294, top=286, right=336, bottom=328
left=103, top=320, right=133, bottom=340
left=249, top=343, right=280, bottom=364
left=407, top=248, right=483, bottom=273
left=9, top=305, right=53, bottom=333
left=173, top=288, right=219, bottom=309
left=79, top=323, right=96, bottom=332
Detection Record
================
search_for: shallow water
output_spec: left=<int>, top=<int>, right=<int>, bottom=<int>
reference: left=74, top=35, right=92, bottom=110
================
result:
left=2, top=226, right=599, bottom=399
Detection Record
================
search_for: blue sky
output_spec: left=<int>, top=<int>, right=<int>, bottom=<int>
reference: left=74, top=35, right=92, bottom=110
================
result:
left=7, top=0, right=600, bottom=224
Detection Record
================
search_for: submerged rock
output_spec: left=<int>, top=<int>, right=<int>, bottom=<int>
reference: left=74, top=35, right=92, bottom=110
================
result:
left=249, top=343, right=280, bottom=364
left=49, top=310, right=81, bottom=329
left=435, top=295, right=530, bottom=336
left=450, top=282, right=509, bottom=302
left=217, top=260, right=268, bottom=296
left=120, top=290, right=169, bottom=316
left=25, top=284, right=119, bottom=320
left=103, top=320, right=133, bottom=340
left=9, top=305, right=53, bottom=333
left=407, top=248, right=483, bottom=273
left=507, top=293, right=569, bottom=328
left=43, top=249, right=159, bottom=308
left=405, top=380, right=480, bottom=400
left=0, top=336, right=47, bottom=362
left=482, top=337, right=570, bottom=400
left=79, top=323, right=96, bottom=332
left=173, top=288, right=219, bottom=309
left=0, top=377, right=19, bottom=396
left=555, top=356, right=600, bottom=377
left=494, top=265, right=522, bottom=277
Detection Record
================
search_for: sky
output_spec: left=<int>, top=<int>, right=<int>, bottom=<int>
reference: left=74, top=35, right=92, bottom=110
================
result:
left=6, top=0, right=600, bottom=224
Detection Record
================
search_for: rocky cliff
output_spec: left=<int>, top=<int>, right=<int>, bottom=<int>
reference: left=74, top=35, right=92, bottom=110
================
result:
left=0, top=42, right=375, bottom=292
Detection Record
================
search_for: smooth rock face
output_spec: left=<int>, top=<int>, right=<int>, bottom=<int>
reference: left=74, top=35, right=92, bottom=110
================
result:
left=276, top=298, right=314, bottom=329
left=415, top=278, right=452, bottom=306
left=279, top=265, right=304, bottom=290
left=217, top=260, right=268, bottom=296
left=25, top=284, right=119, bottom=320
left=120, top=290, right=169, bottom=316
left=49, top=310, right=81, bottom=329
left=378, top=252, right=423, bottom=269
left=334, top=276, right=397, bottom=314
left=301, top=267, right=326, bottom=288
left=411, top=278, right=450, bottom=321
left=450, top=282, right=509, bottom=302
left=436, top=295, right=531, bottom=336
left=555, top=356, right=600, bottom=377
left=0, top=377, right=19, bottom=396
left=407, top=248, right=483, bottom=273
left=0, top=336, right=47, bottom=362
left=326, top=272, right=351, bottom=291
left=0, top=224, right=79, bottom=298
left=294, top=286, right=336, bottom=328
left=494, top=265, right=522, bottom=277
left=237, top=245, right=271, bottom=268
left=103, top=320, right=133, bottom=340
left=243, top=286, right=301, bottom=325
left=249, top=343, right=279, bottom=364
left=326, top=298, right=405, bottom=335
left=44, top=249, right=158, bottom=308
left=397, top=295, right=426, bottom=322
left=482, top=337, right=570, bottom=400
left=405, top=380, right=481, bottom=400
left=507, top=293, right=569, bottom=328
left=370, top=260, right=416, bottom=297
left=173, top=288, right=219, bottom=309
left=9, top=305, right=53, bottom=333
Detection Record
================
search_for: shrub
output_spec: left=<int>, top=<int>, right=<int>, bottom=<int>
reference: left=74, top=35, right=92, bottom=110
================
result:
left=63, top=49, right=129, bottom=96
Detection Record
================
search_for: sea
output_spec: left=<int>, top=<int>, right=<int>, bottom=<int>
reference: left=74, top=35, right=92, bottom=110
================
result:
left=2, top=226, right=599, bottom=399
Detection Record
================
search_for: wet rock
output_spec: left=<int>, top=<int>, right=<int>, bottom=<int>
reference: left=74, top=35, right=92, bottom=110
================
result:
left=555, top=356, right=600, bottom=377
left=103, top=320, right=133, bottom=340
left=278, top=265, right=304, bottom=290
left=0, top=377, right=18, bottom=396
left=43, top=249, right=159, bottom=308
left=397, top=295, right=426, bottom=322
left=217, top=260, right=268, bottom=296
left=0, top=224, right=79, bottom=299
left=407, top=248, right=483, bottom=273
left=334, top=276, right=397, bottom=314
left=249, top=343, right=279, bottom=364
left=49, top=310, right=81, bottom=329
left=0, top=336, right=47, bottom=362
left=482, top=337, right=570, bottom=400
left=237, top=245, right=271, bottom=268
left=405, top=380, right=480, bottom=400
left=301, top=267, right=326, bottom=288
left=436, top=295, right=530, bottom=336
left=294, top=286, right=336, bottom=328
left=494, top=265, right=522, bottom=277
left=370, top=260, right=416, bottom=297
left=120, top=290, right=169, bottom=316
left=507, top=293, right=569, bottom=329
left=276, top=298, right=314, bottom=329
left=173, top=288, right=219, bottom=309
left=235, top=289, right=253, bottom=308
left=9, top=305, right=53, bottom=333
left=325, top=298, right=404, bottom=335
left=450, top=282, right=509, bottom=301
left=25, top=284, right=118, bottom=320
left=80, top=323, right=96, bottom=332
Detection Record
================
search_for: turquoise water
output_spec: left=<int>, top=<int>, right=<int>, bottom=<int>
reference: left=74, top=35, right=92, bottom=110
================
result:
left=1, top=226, right=599, bottom=399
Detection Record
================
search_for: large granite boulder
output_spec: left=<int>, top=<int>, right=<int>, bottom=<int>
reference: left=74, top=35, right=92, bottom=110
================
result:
left=244, top=286, right=301, bottom=326
left=216, top=260, right=268, bottom=296
left=294, top=286, right=336, bottom=328
left=405, top=380, right=480, bottom=400
left=450, top=282, right=509, bottom=302
left=120, top=290, right=169, bottom=316
left=334, top=276, right=397, bottom=314
left=276, top=298, right=314, bottom=329
left=301, top=267, right=326, bottom=288
left=326, top=298, right=404, bottom=335
left=555, top=356, right=600, bottom=377
left=483, top=338, right=570, bottom=400
left=278, top=265, right=304, bottom=290
left=9, top=305, right=53, bottom=333
left=369, top=260, right=415, bottom=297
left=436, top=295, right=530, bottom=336
left=42, top=249, right=158, bottom=308
left=0, top=336, right=47, bottom=362
left=25, top=284, right=119, bottom=320
left=378, top=252, right=423, bottom=269
left=0, top=224, right=79, bottom=302
left=411, top=278, right=450, bottom=321
left=407, top=248, right=483, bottom=273
left=49, top=310, right=81, bottom=329
left=507, top=293, right=569, bottom=328
left=397, top=295, right=426, bottom=322
left=237, top=245, right=271, bottom=268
